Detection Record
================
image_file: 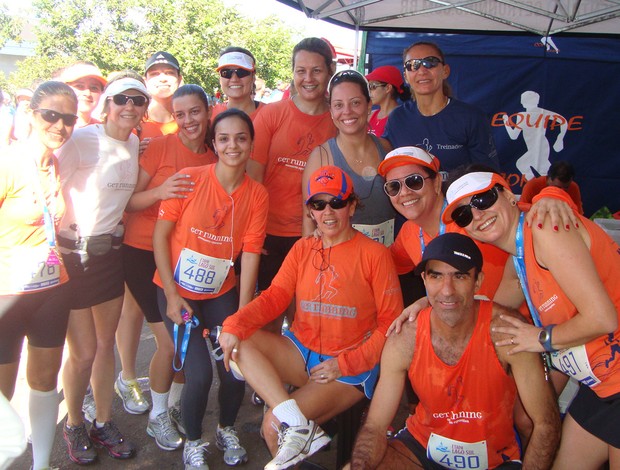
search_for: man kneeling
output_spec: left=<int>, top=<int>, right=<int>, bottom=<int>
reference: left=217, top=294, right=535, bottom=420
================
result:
left=349, top=233, right=560, bottom=469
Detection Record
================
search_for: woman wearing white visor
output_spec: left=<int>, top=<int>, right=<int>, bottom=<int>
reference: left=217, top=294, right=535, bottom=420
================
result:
left=212, top=47, right=263, bottom=121
left=58, top=76, right=149, bottom=465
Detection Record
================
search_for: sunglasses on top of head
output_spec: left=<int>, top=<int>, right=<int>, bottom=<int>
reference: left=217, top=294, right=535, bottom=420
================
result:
left=307, top=197, right=350, bottom=211
left=404, top=56, right=444, bottom=72
left=383, top=173, right=431, bottom=197
left=109, top=94, right=148, bottom=107
left=219, top=68, right=252, bottom=79
left=451, top=186, right=501, bottom=228
left=33, top=109, right=79, bottom=127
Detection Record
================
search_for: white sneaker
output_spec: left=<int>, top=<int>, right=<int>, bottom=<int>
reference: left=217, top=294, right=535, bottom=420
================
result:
left=82, top=391, right=96, bottom=423
left=147, top=411, right=183, bottom=451
left=114, top=372, right=150, bottom=415
left=183, top=439, right=210, bottom=469
left=169, top=405, right=186, bottom=435
left=215, top=426, right=248, bottom=466
left=264, top=421, right=331, bottom=470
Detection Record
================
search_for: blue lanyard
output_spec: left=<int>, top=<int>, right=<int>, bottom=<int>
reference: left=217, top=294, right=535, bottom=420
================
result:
left=42, top=205, right=56, bottom=248
left=173, top=315, right=200, bottom=372
left=512, top=212, right=543, bottom=327
left=419, top=199, right=448, bottom=254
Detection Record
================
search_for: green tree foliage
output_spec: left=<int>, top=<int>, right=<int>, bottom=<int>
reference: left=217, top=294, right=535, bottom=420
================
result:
left=11, top=0, right=296, bottom=93
left=0, top=4, right=21, bottom=47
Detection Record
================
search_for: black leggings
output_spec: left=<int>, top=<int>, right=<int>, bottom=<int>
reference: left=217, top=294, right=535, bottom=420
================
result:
left=158, top=287, right=245, bottom=441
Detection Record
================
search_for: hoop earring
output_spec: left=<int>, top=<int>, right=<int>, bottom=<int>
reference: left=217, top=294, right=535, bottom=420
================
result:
left=511, top=199, right=517, bottom=206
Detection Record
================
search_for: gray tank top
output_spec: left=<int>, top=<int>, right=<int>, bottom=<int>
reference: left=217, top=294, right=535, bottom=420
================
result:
left=327, top=136, right=396, bottom=228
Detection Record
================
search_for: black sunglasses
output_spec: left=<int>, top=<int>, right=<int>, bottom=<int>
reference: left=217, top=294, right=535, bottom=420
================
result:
left=307, top=197, right=349, bottom=211
left=404, top=56, right=444, bottom=72
left=383, top=173, right=431, bottom=197
left=368, top=83, right=387, bottom=91
left=328, top=70, right=368, bottom=91
left=33, top=109, right=78, bottom=127
left=110, top=94, right=148, bottom=107
left=451, top=187, right=501, bottom=228
left=219, top=68, right=252, bottom=79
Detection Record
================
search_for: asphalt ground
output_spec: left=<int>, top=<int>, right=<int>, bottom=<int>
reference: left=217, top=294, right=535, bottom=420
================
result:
left=10, top=323, right=410, bottom=470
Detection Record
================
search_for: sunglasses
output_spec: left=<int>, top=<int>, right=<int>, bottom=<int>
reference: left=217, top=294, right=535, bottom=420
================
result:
left=307, top=197, right=349, bottom=211
left=33, top=109, right=78, bottom=127
left=109, top=94, right=148, bottom=107
left=404, top=56, right=444, bottom=72
left=451, top=187, right=501, bottom=228
left=219, top=68, right=252, bottom=79
left=328, top=70, right=369, bottom=92
left=383, top=173, right=431, bottom=197
left=368, top=83, right=387, bottom=91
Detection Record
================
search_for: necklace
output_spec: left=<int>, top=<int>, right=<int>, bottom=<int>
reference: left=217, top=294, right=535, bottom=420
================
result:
left=418, top=97, right=450, bottom=117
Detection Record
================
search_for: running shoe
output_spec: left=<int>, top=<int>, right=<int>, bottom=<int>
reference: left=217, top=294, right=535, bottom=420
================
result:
left=62, top=420, right=97, bottom=465
left=169, top=405, right=186, bottom=435
left=183, top=439, right=210, bottom=469
left=215, top=426, right=248, bottom=466
left=147, top=411, right=183, bottom=451
left=264, top=420, right=331, bottom=470
left=114, top=372, right=150, bottom=414
left=89, top=420, right=135, bottom=459
left=82, top=391, right=96, bottom=423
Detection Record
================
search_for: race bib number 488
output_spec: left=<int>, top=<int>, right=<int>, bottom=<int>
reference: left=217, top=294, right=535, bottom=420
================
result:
left=174, top=248, right=231, bottom=295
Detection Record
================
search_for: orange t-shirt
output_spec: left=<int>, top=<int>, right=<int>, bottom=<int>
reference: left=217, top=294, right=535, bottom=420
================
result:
left=524, top=203, right=620, bottom=398
left=153, top=164, right=268, bottom=300
left=0, top=144, right=69, bottom=295
left=124, top=134, right=217, bottom=250
left=139, top=119, right=179, bottom=140
left=223, top=232, right=403, bottom=376
left=520, top=176, right=583, bottom=215
left=390, top=216, right=508, bottom=299
left=407, top=301, right=520, bottom=468
left=210, top=102, right=263, bottom=122
left=251, top=99, right=337, bottom=236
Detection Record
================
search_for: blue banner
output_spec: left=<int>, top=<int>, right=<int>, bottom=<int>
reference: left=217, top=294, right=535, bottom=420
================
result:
left=365, top=32, right=620, bottom=216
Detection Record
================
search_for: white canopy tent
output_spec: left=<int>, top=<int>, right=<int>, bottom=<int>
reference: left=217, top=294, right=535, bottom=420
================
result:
left=277, top=0, right=620, bottom=36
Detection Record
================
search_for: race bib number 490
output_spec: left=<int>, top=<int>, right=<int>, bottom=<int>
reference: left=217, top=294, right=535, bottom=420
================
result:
left=174, top=248, right=230, bottom=295
left=427, top=433, right=488, bottom=469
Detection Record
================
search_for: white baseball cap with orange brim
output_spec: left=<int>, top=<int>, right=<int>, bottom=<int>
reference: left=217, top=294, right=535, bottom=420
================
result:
left=377, top=146, right=441, bottom=177
left=443, top=172, right=511, bottom=224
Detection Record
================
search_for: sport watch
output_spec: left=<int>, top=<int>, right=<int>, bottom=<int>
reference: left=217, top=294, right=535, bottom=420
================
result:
left=538, top=324, right=557, bottom=352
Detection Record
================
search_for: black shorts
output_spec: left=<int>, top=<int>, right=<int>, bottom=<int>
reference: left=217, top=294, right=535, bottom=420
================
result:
left=257, top=234, right=299, bottom=291
left=122, top=244, right=161, bottom=323
left=568, top=382, right=620, bottom=448
left=62, top=248, right=125, bottom=309
left=0, top=283, right=71, bottom=363
left=391, top=427, right=522, bottom=470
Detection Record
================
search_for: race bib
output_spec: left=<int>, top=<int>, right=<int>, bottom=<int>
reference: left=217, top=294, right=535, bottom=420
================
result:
left=551, top=345, right=601, bottom=388
left=427, top=433, right=488, bottom=470
left=11, top=246, right=61, bottom=292
left=353, top=219, right=394, bottom=247
left=174, top=247, right=231, bottom=295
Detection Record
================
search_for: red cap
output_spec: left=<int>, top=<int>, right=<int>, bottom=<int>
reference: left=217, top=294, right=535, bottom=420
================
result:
left=306, top=166, right=353, bottom=203
left=365, top=66, right=403, bottom=93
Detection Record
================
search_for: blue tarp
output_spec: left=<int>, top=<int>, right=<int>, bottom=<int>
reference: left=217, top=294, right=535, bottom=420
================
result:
left=365, top=31, right=620, bottom=216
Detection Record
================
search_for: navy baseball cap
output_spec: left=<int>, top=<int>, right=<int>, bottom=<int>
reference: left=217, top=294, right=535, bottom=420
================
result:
left=145, top=51, right=180, bottom=74
left=414, top=233, right=483, bottom=275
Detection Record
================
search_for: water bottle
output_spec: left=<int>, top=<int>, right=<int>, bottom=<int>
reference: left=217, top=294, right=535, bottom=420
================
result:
left=205, top=326, right=245, bottom=381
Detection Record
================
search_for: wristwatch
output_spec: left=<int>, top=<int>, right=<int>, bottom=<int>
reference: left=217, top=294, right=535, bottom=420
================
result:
left=538, top=324, right=557, bottom=352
